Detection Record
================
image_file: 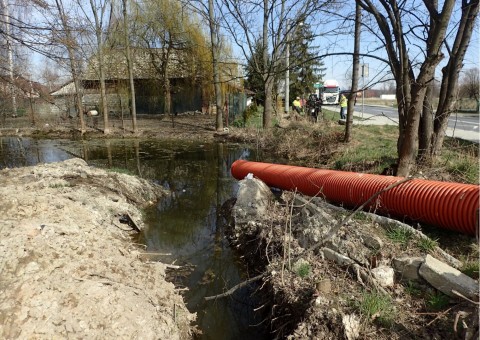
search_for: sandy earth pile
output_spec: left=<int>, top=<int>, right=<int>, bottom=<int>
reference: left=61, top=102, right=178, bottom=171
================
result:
left=0, top=158, right=195, bottom=339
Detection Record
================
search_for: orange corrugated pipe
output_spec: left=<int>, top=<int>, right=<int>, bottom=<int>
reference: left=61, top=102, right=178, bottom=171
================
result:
left=231, top=160, right=479, bottom=236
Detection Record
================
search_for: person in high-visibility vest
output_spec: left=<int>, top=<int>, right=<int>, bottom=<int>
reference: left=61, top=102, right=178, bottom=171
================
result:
left=339, top=94, right=347, bottom=119
left=293, top=97, right=302, bottom=114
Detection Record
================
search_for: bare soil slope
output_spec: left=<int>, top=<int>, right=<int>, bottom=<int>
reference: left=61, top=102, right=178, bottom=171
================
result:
left=0, top=158, right=195, bottom=339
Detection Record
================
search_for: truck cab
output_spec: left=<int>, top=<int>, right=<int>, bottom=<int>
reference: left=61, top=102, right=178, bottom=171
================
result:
left=319, top=79, right=340, bottom=105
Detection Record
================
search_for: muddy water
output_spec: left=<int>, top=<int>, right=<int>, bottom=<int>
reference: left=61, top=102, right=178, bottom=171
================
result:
left=0, top=137, right=269, bottom=340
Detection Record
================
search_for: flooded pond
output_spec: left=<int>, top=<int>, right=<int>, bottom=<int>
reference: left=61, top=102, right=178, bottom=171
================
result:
left=0, top=136, right=269, bottom=340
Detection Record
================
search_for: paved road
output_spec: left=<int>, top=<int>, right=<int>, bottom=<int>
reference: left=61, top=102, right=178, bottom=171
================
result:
left=326, top=104, right=479, bottom=143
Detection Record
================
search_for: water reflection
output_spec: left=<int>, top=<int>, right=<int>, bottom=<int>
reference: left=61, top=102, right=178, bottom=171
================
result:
left=0, top=137, right=72, bottom=168
left=0, top=137, right=268, bottom=340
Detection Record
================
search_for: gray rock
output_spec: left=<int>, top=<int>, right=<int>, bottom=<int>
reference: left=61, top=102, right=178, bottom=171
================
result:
left=233, top=178, right=274, bottom=225
left=419, top=254, right=479, bottom=300
left=392, top=256, right=424, bottom=281
left=322, top=247, right=355, bottom=266
left=371, top=266, right=395, bottom=287
left=360, top=233, right=383, bottom=250
left=342, top=314, right=360, bottom=340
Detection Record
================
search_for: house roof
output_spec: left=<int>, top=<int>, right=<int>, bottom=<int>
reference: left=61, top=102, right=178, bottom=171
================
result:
left=0, top=75, right=53, bottom=102
left=82, top=48, right=194, bottom=81
left=50, top=81, right=76, bottom=96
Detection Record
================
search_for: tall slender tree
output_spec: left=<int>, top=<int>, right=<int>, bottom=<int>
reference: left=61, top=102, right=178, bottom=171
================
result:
left=345, top=2, right=361, bottom=142
left=85, top=0, right=111, bottom=134
left=54, top=0, right=86, bottom=134
left=208, top=0, right=224, bottom=131
left=122, top=0, right=137, bottom=133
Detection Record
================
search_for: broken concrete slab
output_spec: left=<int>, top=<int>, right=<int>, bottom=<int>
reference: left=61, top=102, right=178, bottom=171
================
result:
left=419, top=255, right=479, bottom=300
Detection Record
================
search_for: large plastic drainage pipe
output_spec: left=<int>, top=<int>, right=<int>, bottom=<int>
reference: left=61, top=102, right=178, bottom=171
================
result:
left=231, top=160, right=479, bottom=236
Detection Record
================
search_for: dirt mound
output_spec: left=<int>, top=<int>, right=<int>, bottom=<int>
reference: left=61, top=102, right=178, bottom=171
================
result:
left=0, top=158, right=195, bottom=339
left=227, top=177, right=478, bottom=340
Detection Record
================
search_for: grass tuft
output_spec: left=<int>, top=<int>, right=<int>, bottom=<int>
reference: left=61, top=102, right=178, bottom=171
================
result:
left=417, top=237, right=439, bottom=253
left=404, top=281, right=422, bottom=297
left=295, top=262, right=311, bottom=278
left=461, top=261, right=479, bottom=280
left=354, top=290, right=396, bottom=327
left=426, top=292, right=450, bottom=311
left=386, top=227, right=414, bottom=247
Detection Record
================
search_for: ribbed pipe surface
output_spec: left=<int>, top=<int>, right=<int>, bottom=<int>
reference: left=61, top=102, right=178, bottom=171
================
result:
left=231, top=160, right=479, bottom=236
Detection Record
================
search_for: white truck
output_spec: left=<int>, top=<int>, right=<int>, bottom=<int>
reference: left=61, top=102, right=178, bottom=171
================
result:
left=318, top=79, right=341, bottom=105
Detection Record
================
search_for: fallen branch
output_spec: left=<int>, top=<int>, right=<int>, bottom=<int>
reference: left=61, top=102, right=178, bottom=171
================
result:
left=426, top=306, right=454, bottom=326
left=304, top=177, right=413, bottom=255
left=204, top=273, right=266, bottom=301
left=452, top=290, right=480, bottom=305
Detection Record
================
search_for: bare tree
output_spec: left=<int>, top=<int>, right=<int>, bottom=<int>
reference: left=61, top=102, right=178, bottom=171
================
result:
left=357, top=0, right=479, bottom=176
left=122, top=0, right=137, bottom=133
left=458, top=67, right=479, bottom=107
left=54, top=0, right=86, bottom=134
left=221, top=0, right=321, bottom=128
left=208, top=0, right=224, bottom=131
left=83, top=0, right=111, bottom=134
left=419, top=1, right=479, bottom=162
left=344, top=2, right=361, bottom=142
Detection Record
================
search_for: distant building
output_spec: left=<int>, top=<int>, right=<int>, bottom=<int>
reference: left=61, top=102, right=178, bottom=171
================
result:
left=50, top=49, right=246, bottom=118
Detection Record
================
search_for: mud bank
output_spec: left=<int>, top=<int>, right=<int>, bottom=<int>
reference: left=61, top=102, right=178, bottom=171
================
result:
left=0, top=158, right=195, bottom=339
left=227, top=177, right=478, bottom=340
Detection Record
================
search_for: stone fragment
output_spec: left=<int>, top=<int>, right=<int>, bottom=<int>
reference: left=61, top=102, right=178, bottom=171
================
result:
left=233, top=178, right=274, bottom=224
left=316, top=279, right=332, bottom=294
left=342, top=314, right=360, bottom=340
left=392, top=256, right=424, bottom=281
left=360, top=233, right=383, bottom=250
left=419, top=254, right=479, bottom=300
left=322, top=247, right=354, bottom=266
left=371, top=266, right=395, bottom=287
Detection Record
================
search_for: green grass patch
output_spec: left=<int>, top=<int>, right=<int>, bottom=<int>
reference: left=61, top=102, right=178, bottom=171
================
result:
left=386, top=227, right=414, bottom=247
left=49, top=183, right=73, bottom=188
left=403, top=281, right=422, bottom=297
left=461, top=260, right=479, bottom=280
left=437, top=138, right=479, bottom=184
left=354, top=290, right=396, bottom=327
left=331, top=124, right=397, bottom=173
left=417, top=237, right=439, bottom=253
left=295, top=262, right=311, bottom=278
left=426, top=292, right=450, bottom=311
left=353, top=212, right=370, bottom=221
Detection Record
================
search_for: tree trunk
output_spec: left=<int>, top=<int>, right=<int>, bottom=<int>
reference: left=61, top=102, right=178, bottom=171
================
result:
left=261, top=0, right=272, bottom=129
left=89, top=0, right=110, bottom=134
left=263, top=77, right=274, bottom=128
left=208, top=0, right=224, bottom=131
left=345, top=2, right=361, bottom=143
left=122, top=0, right=137, bottom=134
left=417, top=83, right=434, bottom=164
left=430, top=0, right=479, bottom=157
left=54, top=0, right=85, bottom=134
left=2, top=0, right=17, bottom=117
left=396, top=85, right=425, bottom=177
